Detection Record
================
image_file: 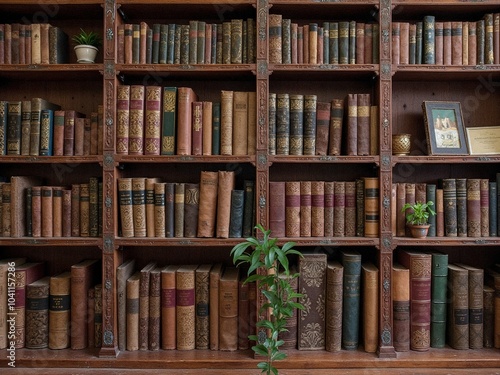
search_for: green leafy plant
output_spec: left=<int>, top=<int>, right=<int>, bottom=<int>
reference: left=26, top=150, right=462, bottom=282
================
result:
left=402, top=200, right=436, bottom=225
left=72, top=28, right=102, bottom=48
left=231, top=224, right=304, bottom=375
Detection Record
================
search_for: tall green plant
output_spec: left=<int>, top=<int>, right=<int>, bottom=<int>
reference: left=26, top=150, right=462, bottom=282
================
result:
left=231, top=224, right=303, bottom=375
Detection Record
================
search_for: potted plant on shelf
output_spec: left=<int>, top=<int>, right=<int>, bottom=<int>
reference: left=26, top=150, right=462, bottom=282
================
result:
left=72, top=28, right=102, bottom=63
left=231, top=224, right=304, bottom=375
left=401, top=200, right=436, bottom=238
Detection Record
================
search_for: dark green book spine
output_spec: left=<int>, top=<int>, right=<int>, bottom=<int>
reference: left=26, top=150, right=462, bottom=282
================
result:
left=490, top=181, right=497, bottom=236
left=211, top=23, right=217, bottom=64
left=282, top=18, right=291, bottom=64
left=180, top=24, right=190, bottom=64
left=323, top=22, right=330, bottom=64
left=341, top=249, right=362, bottom=350
left=276, top=93, right=290, bottom=155
left=409, top=23, right=416, bottom=64
left=247, top=18, right=255, bottom=64
left=329, top=22, right=339, bottom=64
left=443, top=178, right=457, bottom=237
left=485, top=14, right=494, bottom=64
left=423, top=15, right=435, bottom=64
left=211, top=102, right=221, bottom=155
left=230, top=19, right=242, bottom=64
left=242, top=19, right=247, bottom=63
left=189, top=20, right=198, bottom=64
left=132, top=24, right=140, bottom=64
left=167, top=24, right=175, bottom=64
left=229, top=190, right=245, bottom=238
left=456, top=178, right=467, bottom=237
left=430, top=252, right=448, bottom=348
left=197, top=21, right=206, bottom=64
left=477, top=20, right=485, bottom=65
left=303, top=94, right=317, bottom=156
left=268, top=93, right=277, bottom=155
left=146, top=28, right=153, bottom=64
left=222, top=21, right=231, bottom=64
left=159, top=24, right=168, bottom=64
left=339, top=21, right=349, bottom=64
left=161, top=86, right=177, bottom=155
left=152, top=24, right=161, bottom=63
left=372, top=23, right=379, bottom=64
left=348, top=21, right=356, bottom=64
left=174, top=24, right=181, bottom=64
left=242, top=180, right=255, bottom=238
left=0, top=101, right=8, bottom=155
left=39, top=109, right=54, bottom=156
left=416, top=22, right=423, bottom=64
left=289, top=94, right=304, bottom=155
left=426, top=184, right=437, bottom=237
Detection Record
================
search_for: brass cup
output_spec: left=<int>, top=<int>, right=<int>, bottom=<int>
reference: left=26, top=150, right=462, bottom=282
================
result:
left=392, top=134, right=411, bottom=155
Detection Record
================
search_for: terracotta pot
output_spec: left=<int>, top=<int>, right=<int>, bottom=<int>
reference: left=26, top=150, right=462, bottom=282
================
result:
left=74, top=44, right=98, bottom=63
left=408, top=224, right=430, bottom=238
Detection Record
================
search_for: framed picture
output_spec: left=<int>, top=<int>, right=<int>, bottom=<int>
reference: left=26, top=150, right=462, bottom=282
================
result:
left=466, top=126, right=500, bottom=155
left=422, top=101, right=469, bottom=155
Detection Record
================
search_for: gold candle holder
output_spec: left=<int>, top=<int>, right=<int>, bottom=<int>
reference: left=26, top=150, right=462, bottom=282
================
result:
left=392, top=134, right=411, bottom=155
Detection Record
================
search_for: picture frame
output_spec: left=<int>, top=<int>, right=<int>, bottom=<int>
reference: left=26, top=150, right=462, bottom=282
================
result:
left=466, top=126, right=500, bottom=155
left=422, top=101, right=469, bottom=155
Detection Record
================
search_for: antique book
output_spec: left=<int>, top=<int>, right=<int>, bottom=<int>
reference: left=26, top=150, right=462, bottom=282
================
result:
left=197, top=171, right=219, bottom=237
left=126, top=85, right=144, bottom=155
left=346, top=93, right=357, bottom=155
left=74, top=117, right=85, bottom=156
left=165, top=182, right=175, bottom=237
left=329, top=22, right=339, bottom=64
left=311, top=181, right=325, bottom=237
left=456, top=178, right=467, bottom=237
left=139, top=262, right=157, bottom=350
left=154, top=182, right=166, bottom=237
left=30, top=98, right=60, bottom=156
left=355, top=22, right=365, bottom=64
left=0, top=101, right=8, bottom=155
left=11, top=175, right=42, bottom=237
left=195, top=264, right=211, bottom=350
left=132, top=24, right=140, bottom=64
left=398, top=250, right=432, bottom=351
left=285, top=181, right=301, bottom=237
left=117, top=259, right=136, bottom=351
left=276, top=93, right=290, bottom=155
left=429, top=251, right=448, bottom=348
left=268, top=93, right=277, bottom=155
left=48, top=26, right=68, bottom=64
left=345, top=181, right=356, bottom=237
left=325, top=260, right=343, bottom=352
left=132, top=177, right=147, bottom=238
left=303, top=94, right=317, bottom=155
left=191, top=101, right=203, bottom=155
left=456, top=264, right=483, bottom=349
left=209, top=263, right=223, bottom=350
left=126, top=271, right=140, bottom=351
left=79, top=183, right=90, bottom=237
left=289, top=94, right=304, bottom=156
left=70, top=259, right=100, bottom=349
left=423, top=15, right=435, bottom=64
left=309, top=23, right=318, bottom=64
left=483, top=285, right=495, bottom=348
left=356, top=93, right=370, bottom=156
left=229, top=189, right=244, bottom=238
left=184, top=182, right=200, bottom=238
left=269, top=14, right=282, bottom=63
left=315, top=101, right=331, bottom=156
left=144, top=85, right=162, bottom=155
left=324, top=181, right=334, bottom=237
left=41, top=186, right=53, bottom=237
left=202, top=101, right=213, bottom=155
left=433, top=21, right=443, bottom=64
left=232, top=91, right=248, bottom=155
left=392, top=262, right=410, bottom=352
left=118, top=178, right=134, bottom=237
left=447, top=264, right=469, bottom=350
left=269, top=181, right=286, bottom=238
left=436, top=188, right=445, bottom=237
left=48, top=271, right=71, bottom=350
left=298, top=252, right=327, bottom=350
left=442, top=178, right=457, bottom=237
left=161, top=86, right=177, bottom=155
left=340, top=249, right=362, bottom=350
left=7, top=101, right=22, bottom=155
left=21, top=100, right=31, bottom=156
left=145, top=178, right=160, bottom=237
left=89, top=177, right=99, bottom=238
left=220, top=90, right=234, bottom=155
left=484, top=13, right=494, bottom=64
left=2, top=183, right=10, bottom=237
left=216, top=171, right=235, bottom=238
left=480, top=179, right=490, bottom=237
left=392, top=22, right=400, bottom=64
left=176, top=264, right=197, bottom=350
left=468, top=21, right=477, bottom=65
left=399, top=22, right=409, bottom=65
left=63, top=110, right=84, bottom=156
left=451, top=21, right=463, bottom=65
left=148, top=267, right=162, bottom=351
left=52, top=110, right=65, bottom=156
left=247, top=91, right=256, bottom=155
left=489, top=181, right=497, bottom=236
left=31, top=186, right=42, bottom=238
left=443, top=21, right=452, bottom=65
left=466, top=179, right=481, bottom=237
left=242, top=180, right=255, bottom=238
left=25, top=276, right=50, bottom=349
left=219, top=267, right=239, bottom=351
left=364, top=177, right=379, bottom=238
left=362, top=262, right=378, bottom=353
left=278, top=267, right=298, bottom=350
left=298, top=181, right=312, bottom=236
left=161, top=265, right=178, bottom=350
left=212, top=102, right=221, bottom=155
left=356, top=179, right=365, bottom=237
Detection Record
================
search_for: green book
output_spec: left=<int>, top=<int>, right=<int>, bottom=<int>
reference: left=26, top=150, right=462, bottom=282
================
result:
left=211, top=102, right=221, bottom=155
left=430, top=251, right=448, bottom=348
left=416, top=22, right=423, bottom=64
left=426, top=184, right=437, bottom=237
left=329, top=22, right=339, bottom=64
left=231, top=19, right=243, bottom=64
left=174, top=24, right=181, bottom=64
left=303, top=94, right=317, bottom=155
left=152, top=23, right=161, bottom=63
left=161, top=87, right=177, bottom=155
left=180, top=24, right=190, bottom=64
left=189, top=20, right=198, bottom=64
left=323, top=22, right=329, bottom=64
left=348, top=20, right=356, bottom=64
left=338, top=21, right=349, bottom=64
left=39, top=109, right=54, bottom=156
left=340, top=249, right=362, bottom=350
left=0, top=100, right=8, bottom=155
left=276, top=93, right=290, bottom=155
left=167, top=23, right=175, bottom=64
left=282, top=18, right=291, bottom=64
left=423, top=15, right=435, bottom=64
left=7, top=101, right=22, bottom=155
left=159, top=24, right=168, bottom=64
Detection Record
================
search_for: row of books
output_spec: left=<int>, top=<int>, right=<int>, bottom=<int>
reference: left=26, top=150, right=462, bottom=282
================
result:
left=269, top=15, right=380, bottom=65
left=269, top=92, right=378, bottom=157
left=0, top=23, right=69, bottom=65
left=0, top=258, right=101, bottom=350
left=117, top=172, right=254, bottom=239
left=0, top=176, right=102, bottom=238
left=117, top=18, right=256, bottom=65
left=392, top=14, right=500, bottom=66
left=394, top=250, right=499, bottom=352
left=393, top=178, right=498, bottom=238
left=116, top=85, right=256, bottom=156
left=269, top=178, right=379, bottom=239
left=0, top=99, right=103, bottom=156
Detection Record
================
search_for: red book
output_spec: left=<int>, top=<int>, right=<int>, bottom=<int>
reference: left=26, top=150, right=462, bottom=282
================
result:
left=192, top=101, right=203, bottom=155
left=144, top=85, right=162, bottom=155
left=63, top=110, right=84, bottom=156
left=324, top=181, right=334, bottom=237
left=300, top=181, right=312, bottom=237
left=285, top=181, right=301, bottom=237
left=116, top=85, right=130, bottom=155
left=74, top=117, right=85, bottom=156
left=53, top=110, right=65, bottom=156
left=176, top=87, right=197, bottom=155
left=315, top=102, right=331, bottom=156
left=311, top=181, right=325, bottom=237
left=128, top=85, right=145, bottom=155
left=269, top=181, right=285, bottom=238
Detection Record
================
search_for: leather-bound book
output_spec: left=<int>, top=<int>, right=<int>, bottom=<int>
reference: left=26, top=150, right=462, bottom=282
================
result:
left=209, top=263, right=223, bottom=350
left=489, top=181, right=497, bottom=236
left=329, top=98, right=344, bottom=156
left=392, top=262, right=410, bottom=352
left=132, top=177, right=146, bottom=238
left=167, top=23, right=176, bottom=64
left=484, top=13, right=494, bottom=64
left=195, top=264, right=212, bottom=350
left=188, top=20, right=198, bottom=64
left=41, top=186, right=53, bottom=237
left=364, top=23, right=372, bottom=64
left=494, top=14, right=500, bottom=64
left=269, top=14, right=282, bottom=63
left=118, top=178, right=134, bottom=237
left=21, top=100, right=31, bottom=156
left=325, top=260, right=343, bottom=352
left=415, top=182, right=426, bottom=204
left=349, top=21, right=356, bottom=64
left=139, top=262, right=157, bottom=350
left=30, top=98, right=60, bottom=156
left=212, top=101, right=221, bottom=155
left=443, top=21, right=452, bottom=65
left=0, top=100, right=8, bottom=155
left=7, top=101, right=22, bottom=155
left=329, top=22, right=339, bottom=64
left=355, top=22, right=365, bottom=64
left=117, top=24, right=125, bottom=63
left=300, top=181, right=313, bottom=236
left=220, top=90, right=234, bottom=155
left=289, top=94, right=304, bottom=156
left=176, top=264, right=197, bottom=350
left=456, top=178, right=467, bottom=237
left=462, top=22, right=469, bottom=65
left=31, top=186, right=42, bottom=237
left=128, top=85, right=145, bottom=155
left=87, top=286, right=95, bottom=348
left=71, top=259, right=100, bottom=349
left=11, top=23, right=20, bottom=64
left=362, top=262, right=379, bottom=353
left=426, top=184, right=437, bottom=237
left=451, top=21, right=463, bottom=65
left=161, top=86, right=177, bottom=155
left=222, top=21, right=231, bottom=64
left=149, top=267, right=162, bottom=351
left=117, top=259, right=136, bottom=351
left=74, top=117, right=85, bottom=156
left=144, top=85, right=162, bottom=155
left=363, top=177, right=379, bottom=238
left=197, top=171, right=219, bottom=238
left=276, top=93, right=290, bottom=155
left=139, top=22, right=149, bottom=64
left=4, top=24, right=11, bottom=65
left=398, top=250, right=432, bottom=351
left=436, top=188, right=445, bottom=236
left=423, top=16, right=435, bottom=64
left=192, top=101, right=203, bottom=155
left=324, top=181, right=334, bottom=237
left=345, top=181, right=356, bottom=237
left=315, top=101, right=331, bottom=156
left=339, top=21, right=349, bottom=64
left=216, top=171, right=235, bottom=238
left=309, top=23, right=318, bottom=64
left=435, top=22, right=444, bottom=65
left=242, top=180, right=255, bottom=238
left=340, top=249, right=362, bottom=350
left=219, top=267, right=239, bottom=351
left=229, top=190, right=244, bottom=238
left=303, top=95, right=317, bottom=155
left=456, top=264, right=483, bottom=349
left=282, top=18, right=291, bottom=64
left=11, top=175, right=42, bottom=237
left=334, top=181, right=346, bottom=237
left=89, top=177, right=99, bottom=238
left=1, top=183, right=10, bottom=237
left=165, top=183, right=175, bottom=237
left=232, top=91, right=248, bottom=155
left=230, top=18, right=242, bottom=64
left=126, top=271, right=140, bottom=351
left=399, top=22, right=409, bottom=65
left=297, top=25, right=304, bottom=63
left=48, top=26, right=68, bottom=64
left=26, top=187, right=33, bottom=237
left=202, top=101, right=213, bottom=155
left=298, top=253, right=327, bottom=350
left=485, top=267, right=500, bottom=348
left=480, top=179, right=489, bottom=237
left=161, top=265, right=178, bottom=350
left=90, top=111, right=99, bottom=156
left=48, top=271, right=71, bottom=350
left=467, top=179, right=481, bottom=237
left=269, top=181, right=286, bottom=238
left=268, top=93, right=277, bottom=155
left=356, top=178, right=365, bottom=237
left=392, top=22, right=400, bottom=64
left=311, top=181, right=325, bottom=237
left=52, top=109, right=65, bottom=156
left=26, top=276, right=50, bottom=349
left=178, top=24, right=189, bottom=64
left=63, top=110, right=85, bottom=156
left=447, top=264, right=469, bottom=350
left=429, top=252, right=448, bottom=348
left=145, top=178, right=159, bottom=237
left=154, top=182, right=166, bottom=237
left=468, top=21, right=477, bottom=65
left=184, top=183, right=200, bottom=238
left=278, top=267, right=298, bottom=350
left=132, top=24, right=140, bottom=64
left=483, top=285, right=495, bottom=348
left=346, top=94, right=357, bottom=155
left=204, top=23, right=212, bottom=64
left=247, top=91, right=256, bottom=155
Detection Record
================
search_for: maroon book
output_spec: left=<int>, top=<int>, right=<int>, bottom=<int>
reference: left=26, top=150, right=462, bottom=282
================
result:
left=285, top=181, right=301, bottom=237
left=311, top=181, right=325, bottom=237
left=192, top=101, right=203, bottom=155
left=300, top=181, right=312, bottom=237
left=269, top=181, right=285, bottom=238
left=315, top=102, right=331, bottom=156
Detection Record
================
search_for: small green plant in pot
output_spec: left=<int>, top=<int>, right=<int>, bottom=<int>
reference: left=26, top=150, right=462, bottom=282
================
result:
left=401, top=200, right=436, bottom=238
left=72, top=28, right=102, bottom=63
left=231, top=224, right=304, bottom=375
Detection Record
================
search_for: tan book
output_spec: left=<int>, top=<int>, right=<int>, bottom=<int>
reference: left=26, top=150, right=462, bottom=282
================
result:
left=361, top=262, right=379, bottom=353
left=269, top=14, right=282, bottom=64
left=392, top=262, right=410, bottom=352
left=311, top=181, right=325, bottom=237
left=176, top=264, right=197, bottom=350
left=364, top=177, right=380, bottom=238
left=232, top=91, right=248, bottom=156
left=71, top=184, right=80, bottom=237
left=144, top=85, right=162, bottom=155
left=132, top=177, right=147, bottom=238
left=325, top=260, right=343, bottom=352
left=40, top=23, right=50, bottom=64
left=49, top=271, right=71, bottom=350
left=154, top=182, right=166, bottom=237
left=285, top=181, right=301, bottom=237
left=128, top=85, right=145, bottom=155
left=202, top=101, right=213, bottom=155
left=334, top=181, right=345, bottom=237
left=247, top=91, right=256, bottom=155
left=116, top=84, right=130, bottom=155
left=174, top=183, right=185, bottom=238
left=26, top=276, right=50, bottom=349
left=220, top=90, right=234, bottom=155
left=300, top=181, right=312, bottom=237
left=219, top=267, right=239, bottom=351
left=41, top=186, right=53, bottom=237
left=324, top=181, right=334, bottom=237
left=10, top=175, right=42, bottom=237
left=31, top=186, right=42, bottom=237
left=216, top=171, right=235, bottom=238
left=197, top=171, right=219, bottom=238
left=79, top=183, right=90, bottom=237
left=209, top=263, right=223, bottom=350
left=2, top=183, right=10, bottom=237
left=447, top=264, right=469, bottom=350
left=62, top=189, right=72, bottom=237
left=176, top=87, right=197, bottom=155
left=161, top=265, right=178, bottom=350
left=126, top=271, right=140, bottom=351
left=31, top=23, right=41, bottom=64
left=195, top=264, right=212, bottom=350
left=139, top=262, right=156, bottom=350
left=145, top=177, right=160, bottom=237
left=117, top=259, right=136, bottom=352
left=149, top=266, right=162, bottom=351
left=118, top=178, right=134, bottom=237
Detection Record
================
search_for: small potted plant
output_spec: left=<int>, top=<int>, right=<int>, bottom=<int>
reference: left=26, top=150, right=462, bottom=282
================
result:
left=401, top=200, right=436, bottom=238
left=72, top=28, right=102, bottom=63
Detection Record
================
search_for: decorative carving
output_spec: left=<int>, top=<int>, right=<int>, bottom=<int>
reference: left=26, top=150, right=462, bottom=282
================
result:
left=257, top=79, right=268, bottom=149
left=257, top=0, right=267, bottom=59
left=258, top=153, right=267, bottom=167
left=257, top=60, right=268, bottom=76
left=381, top=328, right=391, bottom=345
left=381, top=154, right=390, bottom=168
left=105, top=80, right=115, bottom=150
left=106, top=28, right=113, bottom=41
left=103, top=330, right=114, bottom=346
left=380, top=63, right=391, bottom=80
left=103, top=153, right=114, bottom=169
left=103, top=235, right=114, bottom=252
left=104, top=171, right=114, bottom=233
left=104, top=0, right=115, bottom=59
left=105, top=196, right=112, bottom=208
left=104, top=61, right=114, bottom=78
left=103, top=254, right=115, bottom=347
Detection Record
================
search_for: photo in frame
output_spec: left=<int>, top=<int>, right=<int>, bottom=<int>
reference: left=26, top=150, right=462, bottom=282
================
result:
left=466, top=126, right=500, bottom=155
left=422, top=101, right=469, bottom=155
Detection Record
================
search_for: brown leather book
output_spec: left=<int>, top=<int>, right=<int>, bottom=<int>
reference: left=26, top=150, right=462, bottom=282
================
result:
left=174, top=182, right=185, bottom=237
left=124, top=24, right=133, bottom=64
left=126, top=271, right=140, bottom=351
left=116, top=85, right=130, bottom=155
left=191, top=101, right=203, bottom=155
left=435, top=22, right=444, bottom=65
left=145, top=178, right=159, bottom=238
left=480, top=179, right=489, bottom=237
left=269, top=181, right=285, bottom=238
left=456, top=264, right=483, bottom=349
left=202, top=101, right=213, bottom=155
left=325, top=260, right=343, bottom=352
left=451, top=21, right=463, bottom=65
left=308, top=23, right=318, bottom=64
left=128, top=85, right=145, bottom=155
left=31, top=186, right=42, bottom=237
left=392, top=262, right=410, bottom=352
left=10, top=175, right=42, bottom=237
left=315, top=101, right=330, bottom=156
left=483, top=285, right=495, bottom=348
left=41, top=186, right=53, bottom=237
left=139, top=262, right=156, bottom=350
left=197, top=171, right=219, bottom=237
left=356, top=179, right=365, bottom=237
left=396, top=182, right=406, bottom=237
left=87, top=288, right=95, bottom=348
left=324, top=181, right=334, bottom=237
left=184, top=183, right=200, bottom=238
left=298, top=253, right=327, bottom=350
left=70, top=259, right=100, bottom=349
left=39, top=23, right=50, bottom=64
left=132, top=177, right=146, bottom=238
left=219, top=267, right=239, bottom=351
left=392, top=22, right=400, bottom=64
left=328, top=98, right=344, bottom=156
left=468, top=21, right=477, bottom=65
left=209, top=263, right=224, bottom=350
left=300, top=181, right=312, bottom=237
left=25, top=276, right=50, bottom=349
left=269, top=14, right=282, bottom=64
left=2, top=258, right=28, bottom=346
left=404, top=182, right=416, bottom=236
left=232, top=91, right=248, bottom=156
left=467, top=179, right=481, bottom=237
left=462, top=22, right=469, bottom=65
left=237, top=273, right=250, bottom=350
left=149, top=267, right=162, bottom=351
left=118, top=178, right=134, bottom=237
left=176, top=264, right=197, bottom=350
left=363, top=177, right=379, bottom=238
left=117, top=259, right=136, bottom=352
left=356, top=93, right=370, bottom=156
left=344, top=181, right=356, bottom=237
left=30, top=23, right=40, bottom=64
left=153, top=182, right=166, bottom=238
left=195, top=264, right=212, bottom=350
left=361, top=262, right=379, bottom=353
left=144, top=85, right=162, bottom=155
left=63, top=110, right=84, bottom=156
left=447, top=264, right=469, bottom=350
left=220, top=90, right=234, bottom=155
left=415, top=182, right=427, bottom=204
left=346, top=94, right=357, bottom=155
left=160, top=265, right=178, bottom=350
left=53, top=110, right=65, bottom=156
left=177, top=87, right=197, bottom=155
left=443, top=21, right=452, bottom=65
left=399, top=22, right=409, bottom=64
left=74, top=117, right=85, bottom=156
left=333, top=181, right=345, bottom=237
left=2, top=183, right=10, bottom=237
left=311, top=181, right=325, bottom=237
left=52, top=186, right=62, bottom=237
left=49, top=271, right=71, bottom=350
left=285, top=181, right=301, bottom=237
left=216, top=171, right=235, bottom=238
left=303, top=24, right=309, bottom=63
left=94, top=284, right=103, bottom=347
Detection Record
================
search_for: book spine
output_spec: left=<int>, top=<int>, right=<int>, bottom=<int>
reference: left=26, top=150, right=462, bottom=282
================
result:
left=144, top=86, right=161, bottom=155
left=423, top=16, right=436, bottom=64
left=341, top=250, right=362, bottom=350
left=49, top=272, right=71, bottom=350
left=7, top=101, right=22, bottom=155
left=393, top=264, right=410, bottom=352
left=232, top=91, right=248, bottom=156
left=229, top=190, right=244, bottom=238
left=426, top=184, right=437, bottom=237
left=21, top=100, right=31, bottom=155
left=356, top=93, right=370, bottom=156
left=289, top=94, right=304, bottom=156
left=346, top=94, right=358, bottom=155
left=269, top=14, right=282, bottom=64
left=52, top=187, right=62, bottom=237
left=79, top=184, right=90, bottom=237
left=118, top=178, right=134, bottom=238
left=165, top=183, right=175, bottom=237
left=220, top=90, right=233, bottom=155
left=485, top=13, right=494, bottom=64
left=435, top=22, right=444, bottom=65
left=328, top=98, right=344, bottom=156
left=467, top=267, right=484, bottom=349
left=436, top=188, right=445, bottom=237
left=392, top=22, right=400, bottom=64
left=489, top=182, right=497, bottom=236
left=242, top=180, right=255, bottom=238
left=145, top=178, right=158, bottom=237
left=129, top=85, right=145, bottom=155
left=269, top=181, right=286, bottom=238
left=467, top=179, right=481, bottom=237
left=483, top=286, right=495, bottom=348
left=315, top=101, right=331, bottom=156
left=126, top=273, right=140, bottom=351
left=362, top=262, right=379, bottom=353
left=202, top=101, right=213, bottom=155
left=303, top=95, right=317, bottom=156
left=311, top=181, right=325, bottom=237
left=468, top=22, right=477, bottom=65
left=176, top=265, right=196, bottom=350
left=154, top=182, right=166, bottom=237
left=184, top=183, right=200, bottom=238
left=282, top=18, right=291, bottom=64
left=443, top=179, right=457, bottom=237
left=324, top=181, right=334, bottom=237
left=160, top=267, right=177, bottom=350
left=195, top=265, right=211, bottom=350
left=276, top=93, right=290, bottom=155
left=430, top=253, right=448, bottom=348
left=268, top=93, right=277, bottom=155
left=149, top=268, right=161, bottom=351
left=174, top=183, right=185, bottom=238
left=41, top=186, right=53, bottom=237
left=451, top=21, right=463, bottom=65
left=447, top=265, right=469, bottom=350
left=480, top=179, right=490, bottom=237
left=26, top=277, right=50, bottom=349
left=456, top=178, right=467, bottom=237
left=334, top=181, right=345, bottom=237
left=325, top=261, right=343, bottom=352
left=216, top=171, right=235, bottom=238
left=345, top=181, right=356, bottom=237
left=191, top=101, right=203, bottom=155
left=132, top=178, right=146, bottom=238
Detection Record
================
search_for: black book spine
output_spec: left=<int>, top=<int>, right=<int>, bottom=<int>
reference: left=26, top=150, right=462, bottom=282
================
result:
left=242, top=180, right=255, bottom=238
left=165, top=182, right=175, bottom=237
left=229, top=190, right=245, bottom=238
left=490, top=181, right=497, bottom=236
left=456, top=178, right=467, bottom=237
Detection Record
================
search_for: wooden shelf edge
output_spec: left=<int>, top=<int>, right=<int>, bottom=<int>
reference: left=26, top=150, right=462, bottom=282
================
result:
left=393, top=237, right=500, bottom=246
